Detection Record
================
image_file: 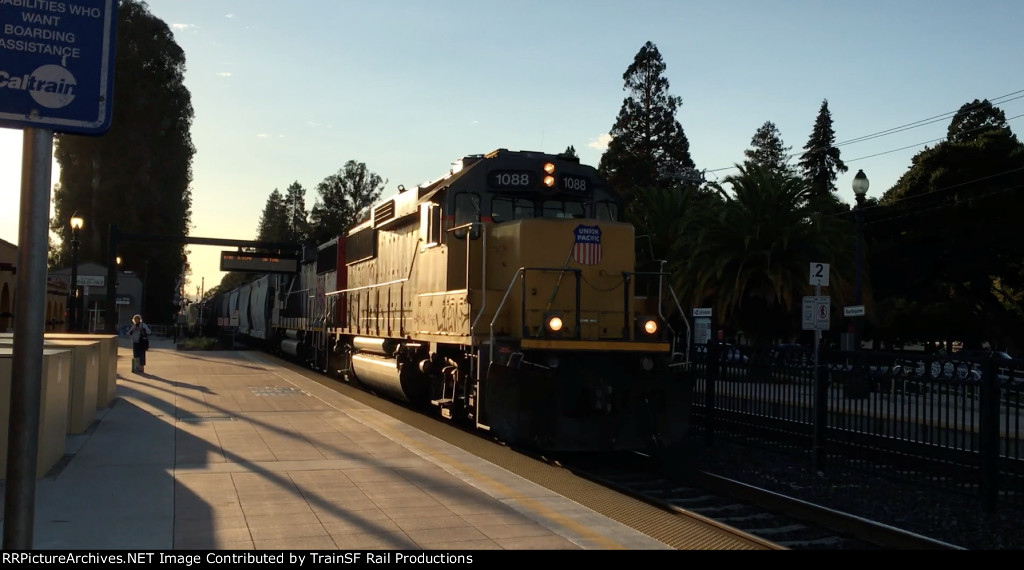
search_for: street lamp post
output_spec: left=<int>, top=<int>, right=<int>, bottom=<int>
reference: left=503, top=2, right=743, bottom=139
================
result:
left=851, top=170, right=869, bottom=350
left=68, top=213, right=84, bottom=332
left=115, top=255, right=122, bottom=333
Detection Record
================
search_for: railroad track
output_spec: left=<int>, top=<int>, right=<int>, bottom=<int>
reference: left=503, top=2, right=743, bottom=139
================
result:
left=553, top=451, right=963, bottom=550
left=263, top=351, right=965, bottom=550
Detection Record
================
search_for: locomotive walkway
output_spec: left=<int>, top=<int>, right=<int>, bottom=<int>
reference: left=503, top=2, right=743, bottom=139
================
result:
left=0, top=335, right=682, bottom=550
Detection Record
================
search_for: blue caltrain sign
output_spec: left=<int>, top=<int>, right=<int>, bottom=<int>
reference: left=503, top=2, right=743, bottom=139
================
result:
left=0, top=0, right=117, bottom=135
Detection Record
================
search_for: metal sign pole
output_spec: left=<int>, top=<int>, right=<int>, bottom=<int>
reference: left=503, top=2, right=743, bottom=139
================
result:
left=3, top=128, right=54, bottom=549
left=807, top=261, right=830, bottom=475
left=812, top=283, right=823, bottom=474
left=1, top=1, right=119, bottom=547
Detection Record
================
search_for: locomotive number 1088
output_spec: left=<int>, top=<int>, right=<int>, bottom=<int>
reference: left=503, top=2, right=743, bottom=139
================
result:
left=489, top=170, right=534, bottom=189
left=215, top=148, right=694, bottom=454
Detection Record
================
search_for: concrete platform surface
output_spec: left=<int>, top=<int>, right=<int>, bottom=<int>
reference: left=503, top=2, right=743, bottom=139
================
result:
left=0, top=335, right=673, bottom=551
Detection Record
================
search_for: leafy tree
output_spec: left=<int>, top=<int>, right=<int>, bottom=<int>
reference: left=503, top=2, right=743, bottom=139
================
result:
left=799, top=100, right=848, bottom=198
left=742, top=121, right=792, bottom=175
left=51, top=0, right=194, bottom=325
left=599, top=41, right=695, bottom=211
left=947, top=99, right=1009, bottom=144
left=309, top=161, right=386, bottom=245
left=872, top=100, right=1024, bottom=350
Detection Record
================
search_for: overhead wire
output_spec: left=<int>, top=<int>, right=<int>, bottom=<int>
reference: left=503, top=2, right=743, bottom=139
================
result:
left=701, top=89, right=1024, bottom=175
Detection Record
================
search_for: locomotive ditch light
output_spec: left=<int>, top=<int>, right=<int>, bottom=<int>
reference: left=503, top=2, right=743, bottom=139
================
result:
left=542, top=162, right=556, bottom=188
left=636, top=315, right=660, bottom=339
left=543, top=311, right=565, bottom=336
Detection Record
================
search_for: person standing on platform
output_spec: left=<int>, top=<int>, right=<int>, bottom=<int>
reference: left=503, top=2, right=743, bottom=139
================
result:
left=127, top=314, right=152, bottom=371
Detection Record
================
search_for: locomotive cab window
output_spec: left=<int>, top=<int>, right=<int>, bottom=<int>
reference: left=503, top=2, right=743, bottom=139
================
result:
left=491, top=197, right=534, bottom=223
left=594, top=200, right=619, bottom=221
left=453, top=192, right=481, bottom=239
left=543, top=199, right=586, bottom=219
left=420, top=202, right=442, bottom=248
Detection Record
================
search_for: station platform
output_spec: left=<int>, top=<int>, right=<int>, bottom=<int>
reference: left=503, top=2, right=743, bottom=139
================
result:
left=0, top=335, right=676, bottom=550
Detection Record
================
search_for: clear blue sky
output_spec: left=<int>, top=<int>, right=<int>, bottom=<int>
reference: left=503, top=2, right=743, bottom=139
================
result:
left=2, top=0, right=1022, bottom=298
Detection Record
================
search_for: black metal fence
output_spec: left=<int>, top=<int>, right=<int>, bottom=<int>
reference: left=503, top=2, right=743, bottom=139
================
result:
left=690, top=343, right=1024, bottom=511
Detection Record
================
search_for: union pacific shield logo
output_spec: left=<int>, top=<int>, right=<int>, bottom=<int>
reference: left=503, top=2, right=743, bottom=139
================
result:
left=572, top=225, right=602, bottom=265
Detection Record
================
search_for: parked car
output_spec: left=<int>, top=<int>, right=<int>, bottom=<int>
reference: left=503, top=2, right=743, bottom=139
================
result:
left=953, top=349, right=1020, bottom=383
left=771, top=344, right=812, bottom=367
left=722, top=344, right=749, bottom=364
left=956, top=349, right=1013, bottom=361
left=888, top=357, right=979, bottom=382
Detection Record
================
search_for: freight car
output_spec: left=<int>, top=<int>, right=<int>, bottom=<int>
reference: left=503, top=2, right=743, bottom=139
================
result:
left=215, top=149, right=694, bottom=453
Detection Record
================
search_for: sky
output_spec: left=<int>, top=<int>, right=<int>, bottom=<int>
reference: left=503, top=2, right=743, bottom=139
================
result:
left=2, top=0, right=1023, bottom=300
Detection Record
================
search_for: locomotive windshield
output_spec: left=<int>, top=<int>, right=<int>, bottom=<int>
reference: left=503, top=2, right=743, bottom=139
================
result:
left=489, top=196, right=618, bottom=222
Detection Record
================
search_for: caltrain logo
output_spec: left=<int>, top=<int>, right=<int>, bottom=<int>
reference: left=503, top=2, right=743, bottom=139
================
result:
left=0, top=64, right=77, bottom=109
left=572, top=225, right=602, bottom=265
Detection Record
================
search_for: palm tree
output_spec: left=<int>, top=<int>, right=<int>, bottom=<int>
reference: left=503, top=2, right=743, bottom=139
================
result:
left=628, top=184, right=700, bottom=269
left=674, top=164, right=854, bottom=344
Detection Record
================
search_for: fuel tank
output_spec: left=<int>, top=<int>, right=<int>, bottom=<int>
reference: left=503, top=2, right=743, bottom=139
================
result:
left=351, top=352, right=430, bottom=404
left=281, top=338, right=304, bottom=358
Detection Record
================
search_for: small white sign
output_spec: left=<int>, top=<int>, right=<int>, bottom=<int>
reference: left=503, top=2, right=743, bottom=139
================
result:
left=692, top=308, right=712, bottom=317
left=803, top=296, right=830, bottom=330
left=844, top=305, right=865, bottom=317
left=77, top=275, right=105, bottom=287
left=809, top=262, right=830, bottom=286
left=816, top=297, right=830, bottom=328
left=802, top=297, right=815, bottom=330
left=694, top=319, right=711, bottom=344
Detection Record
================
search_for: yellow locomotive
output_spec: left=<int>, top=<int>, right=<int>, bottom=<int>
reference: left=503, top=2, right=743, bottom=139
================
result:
left=276, top=149, right=693, bottom=452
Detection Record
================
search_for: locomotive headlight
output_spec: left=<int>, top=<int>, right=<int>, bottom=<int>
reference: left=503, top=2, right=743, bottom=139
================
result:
left=542, top=162, right=556, bottom=188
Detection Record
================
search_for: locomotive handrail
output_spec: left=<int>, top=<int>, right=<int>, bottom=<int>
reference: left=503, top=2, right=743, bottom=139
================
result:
left=630, top=267, right=691, bottom=366
left=489, top=267, right=528, bottom=367
left=487, top=265, right=689, bottom=368
left=449, top=222, right=488, bottom=339
left=442, top=221, right=488, bottom=384
left=487, top=266, right=584, bottom=360
left=664, top=275, right=691, bottom=366
left=326, top=277, right=409, bottom=296
left=326, top=278, right=409, bottom=337
left=630, top=268, right=688, bottom=364
left=528, top=268, right=582, bottom=338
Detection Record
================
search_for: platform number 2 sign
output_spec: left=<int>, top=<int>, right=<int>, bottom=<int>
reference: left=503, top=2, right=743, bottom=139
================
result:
left=809, top=262, right=830, bottom=287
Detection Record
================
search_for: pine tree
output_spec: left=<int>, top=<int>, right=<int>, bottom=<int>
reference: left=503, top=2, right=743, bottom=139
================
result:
left=598, top=41, right=695, bottom=210
left=743, top=121, right=792, bottom=175
left=799, top=100, right=847, bottom=197
left=256, top=190, right=290, bottom=242
left=283, top=181, right=310, bottom=243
